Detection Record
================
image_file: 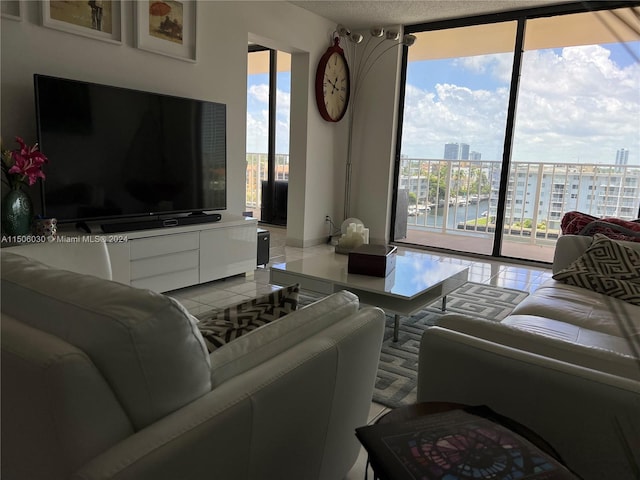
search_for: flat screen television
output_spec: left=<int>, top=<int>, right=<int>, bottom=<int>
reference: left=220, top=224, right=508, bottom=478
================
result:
left=34, top=74, right=226, bottom=227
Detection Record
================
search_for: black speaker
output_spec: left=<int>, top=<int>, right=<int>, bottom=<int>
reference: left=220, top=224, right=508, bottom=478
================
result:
left=257, top=228, right=270, bottom=266
left=101, top=213, right=222, bottom=233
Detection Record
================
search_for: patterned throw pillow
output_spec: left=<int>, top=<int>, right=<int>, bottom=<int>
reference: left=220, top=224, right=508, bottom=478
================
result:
left=197, top=284, right=300, bottom=352
left=552, top=234, right=640, bottom=305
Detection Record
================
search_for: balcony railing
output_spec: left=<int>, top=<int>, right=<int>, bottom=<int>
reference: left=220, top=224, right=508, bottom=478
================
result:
left=398, top=158, right=640, bottom=250
left=245, top=153, right=640, bottom=260
left=245, top=153, right=289, bottom=219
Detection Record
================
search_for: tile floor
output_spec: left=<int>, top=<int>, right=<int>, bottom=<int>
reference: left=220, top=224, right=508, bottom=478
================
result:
left=166, top=227, right=552, bottom=479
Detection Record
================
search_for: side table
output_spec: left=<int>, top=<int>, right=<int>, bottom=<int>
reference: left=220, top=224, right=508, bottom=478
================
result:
left=356, top=402, right=581, bottom=480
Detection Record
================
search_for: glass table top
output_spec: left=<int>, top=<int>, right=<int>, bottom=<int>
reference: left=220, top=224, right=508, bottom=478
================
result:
left=272, top=248, right=469, bottom=300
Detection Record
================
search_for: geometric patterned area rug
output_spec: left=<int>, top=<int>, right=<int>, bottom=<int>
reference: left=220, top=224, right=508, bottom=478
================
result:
left=300, top=282, right=529, bottom=409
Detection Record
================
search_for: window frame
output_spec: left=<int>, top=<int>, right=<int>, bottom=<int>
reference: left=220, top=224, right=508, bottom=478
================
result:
left=391, top=0, right=640, bottom=258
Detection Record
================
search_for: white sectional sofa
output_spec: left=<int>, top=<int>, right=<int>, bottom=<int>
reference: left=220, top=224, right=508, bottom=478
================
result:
left=417, top=234, right=640, bottom=480
left=1, top=244, right=386, bottom=480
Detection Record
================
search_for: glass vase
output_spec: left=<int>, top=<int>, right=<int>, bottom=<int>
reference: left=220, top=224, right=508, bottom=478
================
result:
left=1, top=188, right=33, bottom=236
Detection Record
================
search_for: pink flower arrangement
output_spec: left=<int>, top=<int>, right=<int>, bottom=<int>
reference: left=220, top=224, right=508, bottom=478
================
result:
left=1, top=136, right=48, bottom=189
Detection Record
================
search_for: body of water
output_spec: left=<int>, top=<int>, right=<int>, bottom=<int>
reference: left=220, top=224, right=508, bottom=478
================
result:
left=407, top=200, right=490, bottom=229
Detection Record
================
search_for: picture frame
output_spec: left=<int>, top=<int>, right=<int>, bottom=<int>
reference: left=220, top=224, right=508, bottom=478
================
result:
left=1, top=0, right=22, bottom=21
left=135, top=1, right=197, bottom=63
left=41, top=0, right=122, bottom=45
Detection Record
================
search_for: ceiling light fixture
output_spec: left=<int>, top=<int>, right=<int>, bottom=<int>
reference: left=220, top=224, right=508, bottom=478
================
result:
left=403, top=34, right=417, bottom=47
left=370, top=27, right=384, bottom=38
left=385, top=30, right=400, bottom=41
left=336, top=24, right=351, bottom=37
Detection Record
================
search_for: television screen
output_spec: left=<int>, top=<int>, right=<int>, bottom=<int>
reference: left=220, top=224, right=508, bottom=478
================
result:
left=35, top=74, right=226, bottom=223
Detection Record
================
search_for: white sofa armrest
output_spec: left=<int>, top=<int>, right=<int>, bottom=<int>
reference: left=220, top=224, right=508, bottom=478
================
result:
left=208, top=290, right=360, bottom=387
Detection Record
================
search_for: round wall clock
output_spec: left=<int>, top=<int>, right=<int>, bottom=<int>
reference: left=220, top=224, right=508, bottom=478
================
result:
left=315, top=37, right=350, bottom=122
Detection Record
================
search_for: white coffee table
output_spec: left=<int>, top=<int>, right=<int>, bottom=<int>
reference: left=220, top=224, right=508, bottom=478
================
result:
left=270, top=247, right=469, bottom=341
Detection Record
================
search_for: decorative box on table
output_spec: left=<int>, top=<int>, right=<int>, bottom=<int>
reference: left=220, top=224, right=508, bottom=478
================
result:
left=348, top=244, right=397, bottom=277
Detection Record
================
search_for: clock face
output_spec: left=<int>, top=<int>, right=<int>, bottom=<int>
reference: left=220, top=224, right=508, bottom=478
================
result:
left=322, top=52, right=349, bottom=121
left=315, top=40, right=350, bottom=122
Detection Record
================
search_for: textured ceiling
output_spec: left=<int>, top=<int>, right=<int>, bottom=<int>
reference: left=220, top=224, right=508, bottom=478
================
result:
left=288, top=1, right=563, bottom=29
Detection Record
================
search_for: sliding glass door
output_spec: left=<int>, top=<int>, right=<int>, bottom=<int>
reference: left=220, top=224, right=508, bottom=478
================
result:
left=394, top=3, right=640, bottom=262
left=396, top=22, right=517, bottom=256
left=246, top=46, right=291, bottom=225
left=502, top=9, right=640, bottom=261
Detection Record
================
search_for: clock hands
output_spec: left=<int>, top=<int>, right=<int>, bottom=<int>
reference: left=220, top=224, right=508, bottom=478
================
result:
left=325, top=77, right=340, bottom=95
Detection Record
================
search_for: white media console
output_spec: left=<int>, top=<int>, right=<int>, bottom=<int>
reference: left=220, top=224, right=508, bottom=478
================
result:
left=4, top=214, right=258, bottom=294
left=104, top=214, right=258, bottom=293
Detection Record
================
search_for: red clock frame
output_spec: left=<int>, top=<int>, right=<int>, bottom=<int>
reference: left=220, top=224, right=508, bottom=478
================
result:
left=315, top=37, right=351, bottom=122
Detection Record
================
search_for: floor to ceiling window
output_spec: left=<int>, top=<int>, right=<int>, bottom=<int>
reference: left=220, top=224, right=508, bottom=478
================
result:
left=395, top=21, right=517, bottom=256
left=393, top=2, right=640, bottom=263
left=501, top=9, right=640, bottom=261
left=246, top=46, right=291, bottom=225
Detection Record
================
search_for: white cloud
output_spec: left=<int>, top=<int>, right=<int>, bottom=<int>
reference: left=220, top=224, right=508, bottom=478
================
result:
left=456, top=54, right=513, bottom=83
left=246, top=84, right=291, bottom=154
left=276, top=89, right=291, bottom=111
left=513, top=45, right=640, bottom=162
left=402, top=44, right=640, bottom=164
left=248, top=84, right=269, bottom=104
left=402, top=82, right=510, bottom=160
left=246, top=110, right=268, bottom=153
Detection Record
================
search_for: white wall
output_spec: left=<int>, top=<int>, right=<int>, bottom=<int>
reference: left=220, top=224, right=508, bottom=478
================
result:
left=1, top=1, right=361, bottom=247
left=347, top=31, right=404, bottom=244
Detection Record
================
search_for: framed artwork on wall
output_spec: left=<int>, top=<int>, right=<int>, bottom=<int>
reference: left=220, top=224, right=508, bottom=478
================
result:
left=135, top=1, right=197, bottom=63
left=1, top=0, right=22, bottom=21
left=41, top=0, right=122, bottom=44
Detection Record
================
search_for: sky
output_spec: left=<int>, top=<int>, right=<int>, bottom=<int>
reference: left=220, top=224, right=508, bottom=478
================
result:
left=401, top=41, right=640, bottom=164
left=246, top=41, right=640, bottom=165
left=246, top=71, right=291, bottom=154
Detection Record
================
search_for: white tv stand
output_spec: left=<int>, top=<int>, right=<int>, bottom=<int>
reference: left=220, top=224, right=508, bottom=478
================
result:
left=103, top=214, right=258, bottom=293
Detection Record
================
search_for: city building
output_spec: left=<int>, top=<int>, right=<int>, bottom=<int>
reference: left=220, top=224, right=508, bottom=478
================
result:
left=616, top=148, right=629, bottom=166
left=460, top=143, right=470, bottom=160
left=397, top=158, right=640, bottom=236
left=443, top=142, right=471, bottom=160
left=489, top=163, right=640, bottom=231
left=443, top=143, right=460, bottom=160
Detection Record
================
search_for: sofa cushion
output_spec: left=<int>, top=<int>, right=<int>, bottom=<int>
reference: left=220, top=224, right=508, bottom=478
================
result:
left=502, top=315, right=635, bottom=357
left=512, top=280, right=639, bottom=338
left=552, top=234, right=640, bottom=306
left=197, top=284, right=299, bottom=352
left=209, top=290, right=359, bottom=387
left=437, top=314, right=639, bottom=379
left=0, top=252, right=211, bottom=431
